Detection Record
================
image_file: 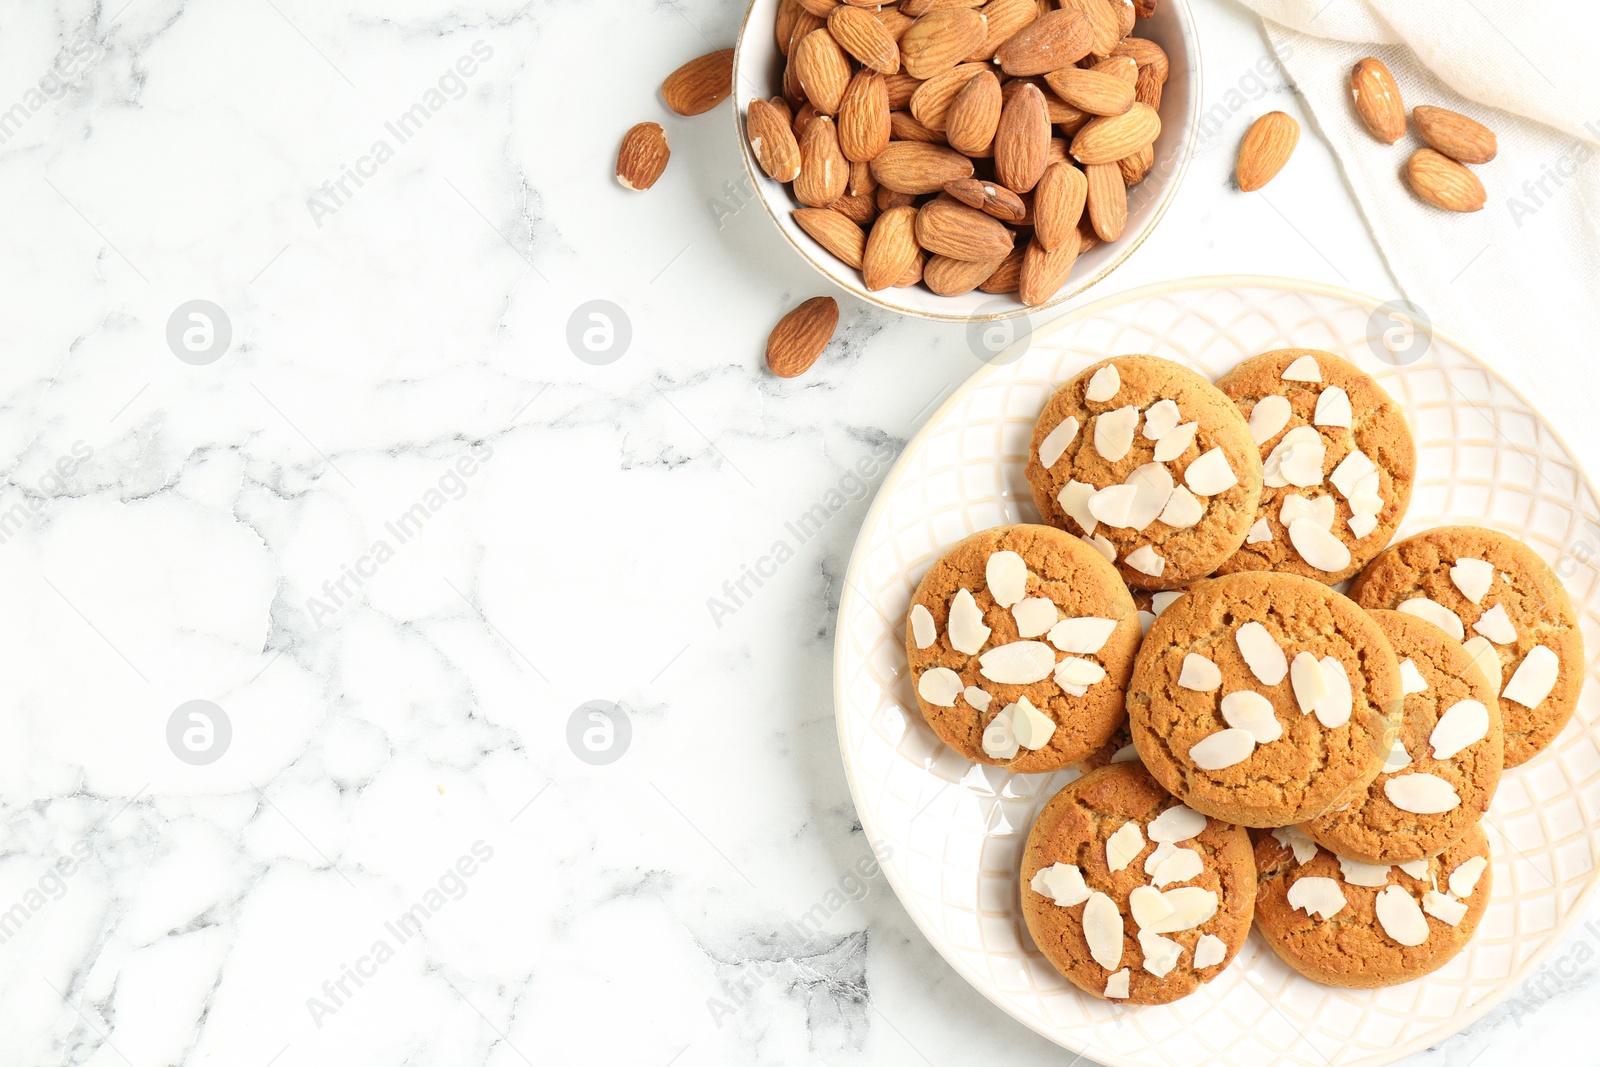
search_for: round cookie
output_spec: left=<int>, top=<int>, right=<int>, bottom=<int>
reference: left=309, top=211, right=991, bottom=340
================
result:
left=1351, top=525, right=1584, bottom=767
left=1127, top=571, right=1404, bottom=828
left=1254, top=822, right=1491, bottom=988
left=1021, top=763, right=1255, bottom=1005
left=1026, top=355, right=1264, bottom=591
left=1305, top=610, right=1503, bottom=864
left=906, top=524, right=1142, bottom=772
left=1215, top=349, right=1415, bottom=585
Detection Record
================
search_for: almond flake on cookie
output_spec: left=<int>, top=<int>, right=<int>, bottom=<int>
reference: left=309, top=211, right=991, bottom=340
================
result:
left=1148, top=804, right=1208, bottom=843
left=986, top=550, right=1028, bottom=607
left=1111, top=744, right=1140, bottom=763
left=1106, top=821, right=1146, bottom=873
left=1084, top=892, right=1124, bottom=970
left=1375, top=885, right=1430, bottom=946
left=910, top=604, right=937, bottom=649
left=1138, top=930, right=1184, bottom=978
left=917, top=667, right=963, bottom=707
left=1385, top=773, right=1461, bottom=814
left=982, top=705, right=1020, bottom=759
left=1282, top=355, right=1322, bottom=382
left=1039, top=416, right=1081, bottom=470
left=1087, top=484, right=1138, bottom=528
left=1031, top=862, right=1092, bottom=906
left=1142, top=398, right=1182, bottom=440
left=1399, top=597, right=1465, bottom=641
left=1082, top=532, right=1117, bottom=563
left=1461, top=636, right=1501, bottom=687
left=1422, top=890, right=1468, bottom=926
left=1449, top=558, right=1494, bottom=604
left=1124, top=464, right=1175, bottom=530
left=1313, top=386, right=1353, bottom=428
left=1338, top=856, right=1391, bottom=887
left=1236, top=622, right=1289, bottom=684
left=1449, top=855, right=1488, bottom=897
left=1287, top=876, right=1346, bottom=919
left=1095, top=405, right=1140, bottom=462
left=948, top=588, right=991, bottom=654
left=1158, top=486, right=1203, bottom=529
left=1398, top=857, right=1430, bottom=879
left=1143, top=887, right=1218, bottom=933
left=1503, top=645, right=1560, bottom=708
left=1151, top=591, right=1183, bottom=615
left=1011, top=696, right=1057, bottom=750
left=1248, top=394, right=1292, bottom=445
left=1192, top=933, right=1228, bottom=968
left=1246, top=518, right=1272, bottom=544
left=1430, top=699, right=1489, bottom=760
left=1103, top=969, right=1130, bottom=998
left=1280, top=494, right=1335, bottom=530
left=1178, top=653, right=1222, bottom=692
left=1348, top=513, right=1379, bottom=539
left=1289, top=517, right=1353, bottom=572
left=1290, top=652, right=1328, bottom=715
left=1128, top=884, right=1174, bottom=929
left=963, top=686, right=992, bottom=712
left=1149, top=846, right=1204, bottom=888
left=1329, top=449, right=1377, bottom=498
left=1264, top=426, right=1326, bottom=488
left=1086, top=364, right=1122, bottom=402
left=1058, top=480, right=1099, bottom=536
left=1184, top=447, right=1238, bottom=497
left=1054, top=656, right=1107, bottom=696
left=1399, top=658, right=1429, bottom=695
left=1189, top=728, right=1255, bottom=770
left=1011, top=597, right=1058, bottom=638
left=1314, top=657, right=1353, bottom=728
left=1048, top=617, right=1118, bottom=653
left=1221, top=690, right=1283, bottom=743
left=978, top=641, right=1056, bottom=684
left=1153, top=421, right=1199, bottom=462
left=1382, top=737, right=1413, bottom=773
left=1474, top=604, right=1517, bottom=644
left=1272, top=825, right=1318, bottom=865
left=1125, top=545, right=1165, bottom=577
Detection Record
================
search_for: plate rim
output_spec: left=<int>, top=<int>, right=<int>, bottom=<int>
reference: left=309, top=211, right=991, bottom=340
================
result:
left=831, top=272, right=1600, bottom=1067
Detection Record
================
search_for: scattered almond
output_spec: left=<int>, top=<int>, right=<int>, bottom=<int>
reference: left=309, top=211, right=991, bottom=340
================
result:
left=1405, top=148, right=1486, bottom=212
left=1236, top=111, right=1299, bottom=191
left=662, top=49, right=734, bottom=116
left=1350, top=58, right=1405, bottom=144
left=767, top=297, right=839, bottom=378
left=617, top=122, right=670, bottom=191
left=1413, top=105, right=1497, bottom=164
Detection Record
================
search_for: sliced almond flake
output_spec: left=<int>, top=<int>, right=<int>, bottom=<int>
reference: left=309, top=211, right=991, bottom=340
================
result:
left=977, top=641, right=1056, bottom=684
left=1143, top=840, right=1176, bottom=873
left=1103, top=969, right=1130, bottom=999
left=1054, top=656, right=1107, bottom=696
left=1221, top=690, right=1283, bottom=743
left=1148, top=804, right=1208, bottom=843
left=1030, top=862, right=1091, bottom=906
left=1085, top=364, right=1121, bottom=402
left=1272, top=825, right=1318, bottom=865
left=1124, top=463, right=1175, bottom=530
left=1083, top=532, right=1117, bottom=563
left=1264, top=426, right=1326, bottom=488
left=1178, top=653, right=1222, bottom=692
left=1246, top=518, right=1273, bottom=544
left=1338, top=856, right=1391, bottom=887
left=1287, top=876, right=1346, bottom=919
left=909, top=604, right=937, bottom=649
left=982, top=704, right=1020, bottom=759
left=1185, top=447, right=1239, bottom=497
left=1315, top=656, right=1353, bottom=728
left=1290, top=652, right=1328, bottom=715
left=1158, top=486, right=1203, bottom=529
left=1048, top=616, right=1118, bottom=653
left=1385, top=773, right=1461, bottom=814
left=1236, top=621, right=1289, bottom=684
left=1449, top=855, right=1488, bottom=898
left=1474, top=603, right=1517, bottom=645
left=1150, top=846, right=1204, bottom=888
left=1094, top=405, right=1140, bottom=462
left=986, top=550, right=1028, bottom=608
left=948, top=588, right=991, bottom=655
left=1111, top=743, right=1141, bottom=763
left=1153, top=421, right=1199, bottom=462
left=1375, top=885, right=1430, bottom=946
left=1398, top=857, right=1430, bottom=880
left=1084, top=891, right=1124, bottom=970
left=1144, top=886, right=1218, bottom=933
left=1011, top=597, right=1058, bottom=638
left=1289, top=517, right=1353, bottom=573
left=1142, top=398, right=1182, bottom=440
left=917, top=667, right=963, bottom=707
left=1280, top=493, right=1335, bottom=530
left=1125, top=545, right=1165, bottom=577
left=1151, top=591, right=1183, bottom=615
left=1502, top=645, right=1560, bottom=708
left=1058, top=480, right=1099, bottom=536
left=1248, top=394, right=1292, bottom=445
left=1314, top=385, right=1352, bottom=427
left=1399, top=658, right=1429, bottom=695
left=1138, top=930, right=1183, bottom=977
left=1399, top=597, right=1465, bottom=641
left=1138, top=610, right=1155, bottom=635
left=1192, top=933, right=1228, bottom=968
left=1461, top=636, right=1501, bottom=688
left=1189, top=728, right=1255, bottom=770
left=963, top=686, right=992, bottom=712
left=1422, top=890, right=1468, bottom=927
left=1382, top=737, right=1413, bottom=773
left=1011, top=696, right=1058, bottom=750
left=1088, top=483, right=1139, bottom=528
left=1282, top=354, right=1322, bottom=381
left=1038, top=416, right=1080, bottom=470
left=1430, top=699, right=1489, bottom=760
left=1329, top=449, right=1378, bottom=499
left=1348, top=513, right=1378, bottom=539
left=1106, top=821, right=1146, bottom=873
left=1128, top=884, right=1174, bottom=929
left=1450, top=558, right=1495, bottom=605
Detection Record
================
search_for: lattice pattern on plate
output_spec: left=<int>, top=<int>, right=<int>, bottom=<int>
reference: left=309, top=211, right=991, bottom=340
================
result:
left=834, top=279, right=1600, bottom=1067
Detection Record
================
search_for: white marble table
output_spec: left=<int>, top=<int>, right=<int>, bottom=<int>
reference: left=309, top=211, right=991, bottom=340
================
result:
left=1, top=0, right=1590, bottom=1064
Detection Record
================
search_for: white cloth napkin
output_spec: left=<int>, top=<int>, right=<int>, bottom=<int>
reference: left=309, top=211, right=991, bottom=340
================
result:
left=1231, top=0, right=1600, bottom=466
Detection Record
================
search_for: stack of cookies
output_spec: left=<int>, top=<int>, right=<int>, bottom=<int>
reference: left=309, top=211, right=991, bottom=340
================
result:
left=903, top=350, right=1584, bottom=1004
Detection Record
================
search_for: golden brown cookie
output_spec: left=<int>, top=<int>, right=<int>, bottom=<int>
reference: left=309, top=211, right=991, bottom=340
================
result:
left=1215, top=349, right=1415, bottom=585
left=1351, top=525, right=1583, bottom=767
left=1127, top=571, right=1404, bottom=828
left=1026, top=355, right=1264, bottom=591
left=1021, top=763, right=1255, bottom=1005
left=906, top=524, right=1141, bottom=772
left=1305, top=610, right=1502, bottom=864
left=1254, top=822, right=1491, bottom=988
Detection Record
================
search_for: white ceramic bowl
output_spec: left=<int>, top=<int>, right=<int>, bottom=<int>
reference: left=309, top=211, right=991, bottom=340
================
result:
left=731, top=0, right=1202, bottom=323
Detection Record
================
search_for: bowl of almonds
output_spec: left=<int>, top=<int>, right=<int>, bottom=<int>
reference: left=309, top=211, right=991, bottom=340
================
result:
left=733, top=0, right=1200, bottom=322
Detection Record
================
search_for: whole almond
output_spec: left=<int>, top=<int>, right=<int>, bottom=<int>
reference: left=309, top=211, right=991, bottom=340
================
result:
left=1004, top=78, right=1088, bottom=127
left=1135, top=0, right=1158, bottom=16
left=1236, top=111, right=1298, bottom=190
left=996, top=9, right=1093, bottom=77
left=995, top=82, right=1052, bottom=193
left=796, top=0, right=840, bottom=15
left=1019, top=234, right=1080, bottom=306
left=1405, top=148, right=1486, bottom=212
left=827, top=6, right=901, bottom=73
left=889, top=110, right=945, bottom=143
left=793, top=207, right=868, bottom=267
left=1092, top=55, right=1139, bottom=85
left=1084, top=160, right=1126, bottom=239
left=1118, top=142, right=1154, bottom=184
left=1350, top=58, right=1405, bottom=145
left=838, top=71, right=891, bottom=161
left=924, top=254, right=1006, bottom=296
left=915, top=196, right=1016, bottom=260
left=1045, top=67, right=1135, bottom=116
left=831, top=191, right=878, bottom=225
left=1134, top=64, right=1164, bottom=111
left=795, top=115, right=850, bottom=206
left=876, top=187, right=916, bottom=212
left=747, top=99, right=801, bottom=182
left=944, top=177, right=1028, bottom=221
left=768, top=96, right=794, bottom=126
left=945, top=70, right=1003, bottom=155
left=870, top=141, right=975, bottom=193
left=875, top=7, right=915, bottom=41
left=1112, top=0, right=1136, bottom=37
left=909, top=63, right=989, bottom=130
left=979, top=247, right=1026, bottom=293
left=884, top=72, right=924, bottom=110
left=863, top=205, right=922, bottom=289
left=777, top=0, right=803, bottom=55
left=1069, top=101, right=1160, bottom=164
left=901, top=0, right=984, bottom=14
left=900, top=9, right=989, bottom=80
left=1413, top=105, right=1497, bottom=164
left=793, top=102, right=820, bottom=139
left=794, top=29, right=853, bottom=114
left=1059, top=0, right=1121, bottom=58
left=616, top=122, right=670, bottom=191
left=1111, top=36, right=1168, bottom=81
left=662, top=49, right=735, bottom=116
left=968, top=0, right=1040, bottom=62
left=1033, top=161, right=1088, bottom=249
left=767, top=297, right=839, bottom=378
left=849, top=157, right=877, bottom=197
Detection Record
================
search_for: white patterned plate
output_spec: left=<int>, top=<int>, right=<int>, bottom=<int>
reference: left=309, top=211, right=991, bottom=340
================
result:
left=833, top=277, right=1600, bottom=1067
